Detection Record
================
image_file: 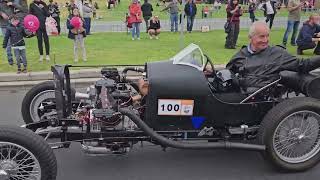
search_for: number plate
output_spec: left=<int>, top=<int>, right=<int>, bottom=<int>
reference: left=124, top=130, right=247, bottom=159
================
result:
left=157, top=99, right=194, bottom=116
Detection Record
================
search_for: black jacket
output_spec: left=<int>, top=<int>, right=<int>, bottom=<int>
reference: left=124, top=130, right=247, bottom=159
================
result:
left=296, top=21, right=320, bottom=46
left=184, top=2, right=197, bottom=17
left=66, top=15, right=86, bottom=39
left=3, top=23, right=30, bottom=48
left=141, top=2, right=153, bottom=17
left=29, top=1, right=49, bottom=28
left=148, top=19, right=160, bottom=30
left=226, top=45, right=320, bottom=88
left=48, top=3, right=60, bottom=18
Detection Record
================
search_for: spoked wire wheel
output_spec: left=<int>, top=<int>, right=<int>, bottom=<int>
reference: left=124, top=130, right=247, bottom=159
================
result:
left=0, top=126, right=57, bottom=180
left=273, top=110, right=320, bottom=164
left=258, top=97, right=320, bottom=171
left=0, top=142, right=41, bottom=180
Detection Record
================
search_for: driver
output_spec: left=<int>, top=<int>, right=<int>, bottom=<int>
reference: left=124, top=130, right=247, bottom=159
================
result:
left=227, top=20, right=320, bottom=91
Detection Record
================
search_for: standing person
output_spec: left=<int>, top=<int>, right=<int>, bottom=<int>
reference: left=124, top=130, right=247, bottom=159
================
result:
left=248, top=1, right=258, bottom=22
left=225, top=0, right=242, bottom=49
left=148, top=15, right=160, bottom=39
left=260, top=0, right=280, bottom=29
left=0, top=0, right=26, bottom=65
left=83, top=0, right=92, bottom=35
left=141, top=0, right=153, bottom=33
left=161, top=0, right=179, bottom=32
left=48, top=0, right=61, bottom=34
left=184, top=0, right=197, bottom=33
left=2, top=15, right=32, bottom=73
left=14, top=0, right=28, bottom=22
left=29, top=0, right=50, bottom=62
left=67, top=7, right=87, bottom=62
left=67, top=0, right=78, bottom=15
left=129, top=0, right=142, bottom=40
left=296, top=14, right=320, bottom=55
left=92, top=0, right=99, bottom=19
left=282, top=0, right=305, bottom=47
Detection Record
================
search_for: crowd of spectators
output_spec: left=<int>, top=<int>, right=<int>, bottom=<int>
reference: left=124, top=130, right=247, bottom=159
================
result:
left=0, top=0, right=319, bottom=74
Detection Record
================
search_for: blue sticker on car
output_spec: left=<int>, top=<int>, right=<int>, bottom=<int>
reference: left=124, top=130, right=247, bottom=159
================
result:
left=191, top=117, right=205, bottom=129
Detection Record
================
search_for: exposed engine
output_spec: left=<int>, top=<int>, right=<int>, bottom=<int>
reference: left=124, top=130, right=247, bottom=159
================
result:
left=74, top=67, right=145, bottom=132
left=71, top=67, right=146, bottom=155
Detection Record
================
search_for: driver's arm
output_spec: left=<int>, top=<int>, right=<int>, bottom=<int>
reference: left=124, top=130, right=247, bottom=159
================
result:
left=280, top=50, right=320, bottom=73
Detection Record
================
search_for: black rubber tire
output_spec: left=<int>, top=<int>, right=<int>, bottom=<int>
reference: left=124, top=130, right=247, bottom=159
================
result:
left=21, top=81, right=75, bottom=124
left=258, top=97, right=320, bottom=172
left=0, top=125, right=57, bottom=180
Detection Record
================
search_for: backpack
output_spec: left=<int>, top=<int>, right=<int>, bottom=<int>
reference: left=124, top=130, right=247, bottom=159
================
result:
left=46, top=16, right=59, bottom=36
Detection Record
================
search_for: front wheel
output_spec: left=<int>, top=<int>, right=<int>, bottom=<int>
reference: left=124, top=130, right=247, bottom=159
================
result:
left=258, top=97, right=320, bottom=171
left=0, top=126, right=57, bottom=180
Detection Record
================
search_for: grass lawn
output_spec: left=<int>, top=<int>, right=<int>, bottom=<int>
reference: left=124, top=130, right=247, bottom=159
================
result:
left=0, top=29, right=315, bottom=72
left=53, top=0, right=315, bottom=22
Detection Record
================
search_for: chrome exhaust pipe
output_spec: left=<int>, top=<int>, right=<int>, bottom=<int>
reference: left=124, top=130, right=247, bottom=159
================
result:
left=81, top=144, right=112, bottom=154
left=75, top=92, right=90, bottom=99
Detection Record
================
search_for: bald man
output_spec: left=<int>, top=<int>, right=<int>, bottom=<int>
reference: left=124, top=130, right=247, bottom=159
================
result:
left=226, top=21, right=320, bottom=91
left=296, top=14, right=320, bottom=55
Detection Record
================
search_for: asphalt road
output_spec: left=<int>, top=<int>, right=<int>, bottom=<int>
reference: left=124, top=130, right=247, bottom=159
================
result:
left=0, top=89, right=320, bottom=180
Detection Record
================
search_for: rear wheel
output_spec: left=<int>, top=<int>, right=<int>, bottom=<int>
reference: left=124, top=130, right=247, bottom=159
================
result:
left=258, top=97, right=320, bottom=171
left=0, top=126, right=57, bottom=180
left=21, top=81, right=75, bottom=124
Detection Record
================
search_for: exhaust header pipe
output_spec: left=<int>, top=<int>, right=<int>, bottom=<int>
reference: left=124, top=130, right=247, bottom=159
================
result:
left=119, top=108, right=265, bottom=151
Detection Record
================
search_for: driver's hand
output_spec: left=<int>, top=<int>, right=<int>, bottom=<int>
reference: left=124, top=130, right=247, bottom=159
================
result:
left=204, top=65, right=214, bottom=76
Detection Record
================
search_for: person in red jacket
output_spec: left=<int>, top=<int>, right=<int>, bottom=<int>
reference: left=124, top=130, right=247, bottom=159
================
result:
left=129, top=0, right=142, bottom=40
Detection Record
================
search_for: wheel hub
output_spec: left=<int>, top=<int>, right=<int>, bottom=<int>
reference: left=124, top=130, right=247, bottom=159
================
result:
left=0, top=160, right=18, bottom=177
left=288, top=128, right=305, bottom=143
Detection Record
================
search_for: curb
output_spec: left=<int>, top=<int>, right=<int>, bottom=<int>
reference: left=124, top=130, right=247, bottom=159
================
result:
left=0, top=64, right=226, bottom=90
left=1, top=64, right=318, bottom=91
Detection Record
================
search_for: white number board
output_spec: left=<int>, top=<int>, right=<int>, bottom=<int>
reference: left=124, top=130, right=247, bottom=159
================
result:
left=158, top=99, right=194, bottom=116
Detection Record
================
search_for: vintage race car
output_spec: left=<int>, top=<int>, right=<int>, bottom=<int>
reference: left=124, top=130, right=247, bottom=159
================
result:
left=1, top=44, right=320, bottom=179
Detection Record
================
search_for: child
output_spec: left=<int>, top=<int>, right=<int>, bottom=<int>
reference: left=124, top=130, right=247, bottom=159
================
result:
left=66, top=8, right=87, bottom=62
left=2, top=15, right=32, bottom=73
left=203, top=6, right=209, bottom=18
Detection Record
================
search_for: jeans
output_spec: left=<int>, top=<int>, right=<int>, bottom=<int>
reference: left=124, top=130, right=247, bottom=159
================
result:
left=187, top=16, right=195, bottom=32
left=170, top=13, right=178, bottom=32
left=1, top=27, right=13, bottom=64
left=73, top=34, right=86, bottom=60
left=131, top=23, right=140, bottom=38
left=282, top=20, right=300, bottom=45
left=84, top=17, right=91, bottom=35
left=36, top=27, right=50, bottom=55
left=13, top=48, right=27, bottom=69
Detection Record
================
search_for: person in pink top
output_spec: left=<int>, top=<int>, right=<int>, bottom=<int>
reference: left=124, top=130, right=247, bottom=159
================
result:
left=129, top=0, right=142, bottom=40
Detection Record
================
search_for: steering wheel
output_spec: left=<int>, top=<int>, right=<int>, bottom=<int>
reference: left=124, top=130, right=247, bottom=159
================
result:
left=204, top=54, right=216, bottom=77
